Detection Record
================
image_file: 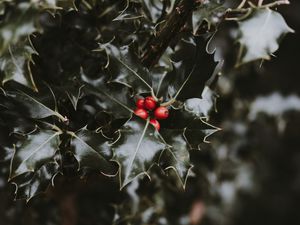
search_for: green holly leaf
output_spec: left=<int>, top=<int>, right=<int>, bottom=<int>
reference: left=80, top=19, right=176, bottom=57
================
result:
left=22, top=0, right=77, bottom=10
left=9, top=129, right=61, bottom=180
left=98, top=43, right=152, bottom=94
left=0, top=91, right=37, bottom=144
left=192, top=0, right=226, bottom=34
left=159, top=129, right=192, bottom=188
left=82, top=81, right=135, bottom=119
left=0, top=2, right=40, bottom=54
left=37, top=0, right=57, bottom=8
left=183, top=59, right=222, bottom=118
left=0, top=1, right=10, bottom=14
left=184, top=118, right=220, bottom=149
left=237, top=8, right=294, bottom=65
left=39, top=0, right=67, bottom=9
left=151, top=47, right=174, bottom=96
left=140, top=0, right=163, bottom=23
left=6, top=90, right=66, bottom=121
left=69, top=127, right=118, bottom=176
left=112, top=116, right=167, bottom=189
left=113, top=1, right=144, bottom=21
left=184, top=85, right=217, bottom=118
left=56, top=0, right=77, bottom=10
left=11, top=161, right=59, bottom=201
left=65, top=84, right=85, bottom=110
left=156, top=39, right=217, bottom=102
left=0, top=40, right=38, bottom=90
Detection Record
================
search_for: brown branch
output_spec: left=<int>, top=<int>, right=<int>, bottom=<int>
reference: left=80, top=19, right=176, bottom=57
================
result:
left=141, top=0, right=199, bottom=68
left=60, top=193, right=78, bottom=225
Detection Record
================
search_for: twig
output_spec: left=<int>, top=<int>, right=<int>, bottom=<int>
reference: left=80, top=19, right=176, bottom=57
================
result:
left=141, top=0, right=198, bottom=68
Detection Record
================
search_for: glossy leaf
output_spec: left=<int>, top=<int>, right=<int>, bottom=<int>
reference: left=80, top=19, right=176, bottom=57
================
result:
left=184, top=118, right=220, bottom=149
left=112, top=116, right=167, bottom=189
left=184, top=85, right=217, bottom=118
left=160, top=129, right=192, bottom=188
left=160, top=39, right=217, bottom=101
left=101, top=44, right=152, bottom=94
left=0, top=1, right=10, bottom=15
left=34, top=0, right=77, bottom=10
left=66, top=84, right=85, bottom=110
left=9, top=129, right=61, bottom=180
left=6, top=90, right=65, bottom=120
left=113, top=1, right=144, bottom=21
left=0, top=41, right=37, bottom=90
left=0, top=2, right=39, bottom=54
left=192, top=0, right=226, bottom=34
left=11, top=161, right=59, bottom=201
left=237, top=8, right=294, bottom=65
left=82, top=74, right=135, bottom=118
left=151, top=47, right=174, bottom=96
left=69, top=127, right=118, bottom=176
left=140, top=0, right=163, bottom=23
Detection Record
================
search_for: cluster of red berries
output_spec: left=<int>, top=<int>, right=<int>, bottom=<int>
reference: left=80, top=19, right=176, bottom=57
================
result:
left=134, top=96, right=169, bottom=131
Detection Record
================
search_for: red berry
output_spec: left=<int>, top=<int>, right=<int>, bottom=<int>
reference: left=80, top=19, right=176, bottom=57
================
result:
left=134, top=108, right=148, bottom=120
left=150, top=119, right=160, bottom=131
left=144, top=96, right=157, bottom=110
left=136, top=98, right=145, bottom=109
left=154, top=106, right=169, bottom=120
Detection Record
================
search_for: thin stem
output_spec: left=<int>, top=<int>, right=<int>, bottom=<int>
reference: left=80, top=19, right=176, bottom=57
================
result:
left=262, top=0, right=290, bottom=8
left=237, top=0, right=247, bottom=9
left=225, top=8, right=252, bottom=21
left=247, top=1, right=256, bottom=8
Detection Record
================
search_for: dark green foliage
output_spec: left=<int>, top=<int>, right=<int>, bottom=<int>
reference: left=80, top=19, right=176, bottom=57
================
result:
left=0, top=0, right=295, bottom=224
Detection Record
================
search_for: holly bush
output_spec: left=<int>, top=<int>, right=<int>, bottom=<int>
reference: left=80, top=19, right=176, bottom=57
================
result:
left=0, top=0, right=296, bottom=224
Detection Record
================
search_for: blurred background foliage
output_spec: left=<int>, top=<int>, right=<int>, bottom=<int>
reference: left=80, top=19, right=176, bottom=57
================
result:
left=0, top=0, right=300, bottom=225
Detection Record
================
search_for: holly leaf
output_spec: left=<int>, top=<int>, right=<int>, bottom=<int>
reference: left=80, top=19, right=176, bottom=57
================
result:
left=56, top=0, right=77, bottom=10
left=184, top=118, right=220, bottom=149
left=184, top=59, right=222, bottom=118
left=100, top=43, right=152, bottom=94
left=0, top=2, right=40, bottom=54
left=112, top=116, right=167, bottom=189
left=65, top=84, right=85, bottom=110
left=159, top=129, right=192, bottom=188
left=37, top=0, right=77, bottom=10
left=113, top=1, right=144, bottom=21
left=1, top=40, right=38, bottom=90
left=184, top=86, right=216, bottom=118
left=9, top=129, right=61, bottom=180
left=158, top=39, right=217, bottom=101
left=192, top=0, right=226, bottom=34
left=0, top=1, right=10, bottom=14
left=82, top=79, right=135, bottom=118
left=11, top=161, right=59, bottom=201
left=237, top=8, right=294, bottom=65
left=140, top=0, right=163, bottom=23
left=151, top=47, right=174, bottom=96
left=69, top=127, right=118, bottom=176
left=0, top=91, right=37, bottom=143
left=6, top=90, right=66, bottom=120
